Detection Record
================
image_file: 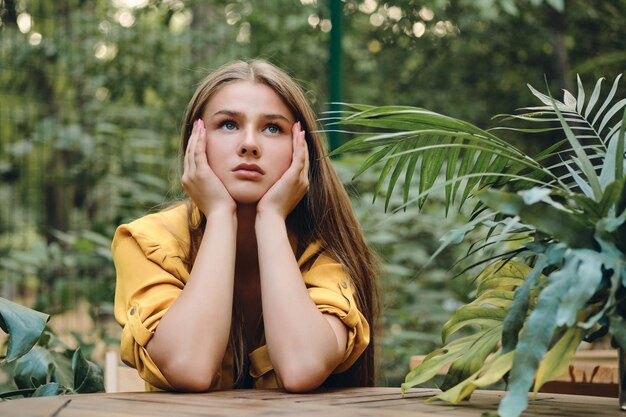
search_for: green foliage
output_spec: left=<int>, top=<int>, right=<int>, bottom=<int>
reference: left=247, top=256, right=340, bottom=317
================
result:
left=330, top=105, right=553, bottom=213
left=337, top=74, right=626, bottom=417
left=0, top=298, right=48, bottom=362
left=401, top=261, right=528, bottom=394
left=1, top=0, right=626, bottom=397
left=0, top=298, right=104, bottom=399
left=334, top=157, right=476, bottom=386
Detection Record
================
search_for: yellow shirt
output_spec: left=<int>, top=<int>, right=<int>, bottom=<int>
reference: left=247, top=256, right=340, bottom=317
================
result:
left=112, top=203, right=370, bottom=390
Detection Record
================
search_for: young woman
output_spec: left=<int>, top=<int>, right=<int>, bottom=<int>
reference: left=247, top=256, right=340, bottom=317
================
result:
left=112, top=60, right=378, bottom=392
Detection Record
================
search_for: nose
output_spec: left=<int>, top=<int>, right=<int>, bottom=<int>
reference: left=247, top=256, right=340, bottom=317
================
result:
left=237, top=128, right=260, bottom=157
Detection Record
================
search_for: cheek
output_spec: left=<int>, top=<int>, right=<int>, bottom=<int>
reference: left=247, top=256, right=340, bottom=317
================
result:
left=205, top=138, right=229, bottom=173
left=274, top=144, right=293, bottom=176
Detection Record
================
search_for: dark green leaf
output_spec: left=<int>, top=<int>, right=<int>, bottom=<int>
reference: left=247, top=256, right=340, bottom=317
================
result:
left=501, top=258, right=549, bottom=354
left=498, top=263, right=576, bottom=417
left=13, top=347, right=73, bottom=390
left=479, top=190, right=595, bottom=249
left=32, top=383, right=61, bottom=397
left=0, top=298, right=49, bottom=363
left=556, top=250, right=604, bottom=326
left=403, top=151, right=419, bottom=206
left=0, top=388, right=37, bottom=399
left=616, top=106, right=626, bottom=180
left=374, top=144, right=401, bottom=206
left=609, top=312, right=626, bottom=350
left=72, top=348, right=104, bottom=394
left=385, top=141, right=411, bottom=211
left=441, top=326, right=501, bottom=390
left=442, top=306, right=507, bottom=343
left=353, top=145, right=394, bottom=180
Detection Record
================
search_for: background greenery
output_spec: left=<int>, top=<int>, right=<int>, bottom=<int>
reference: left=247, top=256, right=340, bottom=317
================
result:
left=1, top=0, right=625, bottom=389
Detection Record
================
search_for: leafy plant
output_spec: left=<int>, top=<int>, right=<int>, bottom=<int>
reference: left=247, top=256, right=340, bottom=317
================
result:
left=335, top=156, right=476, bottom=385
left=0, top=297, right=104, bottom=399
left=332, top=74, right=626, bottom=417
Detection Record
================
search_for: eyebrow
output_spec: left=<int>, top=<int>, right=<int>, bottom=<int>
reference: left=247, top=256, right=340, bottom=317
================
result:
left=212, top=110, right=291, bottom=122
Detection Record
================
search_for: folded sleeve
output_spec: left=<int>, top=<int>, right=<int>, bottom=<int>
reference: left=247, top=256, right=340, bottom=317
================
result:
left=302, top=251, right=370, bottom=373
left=112, top=209, right=190, bottom=390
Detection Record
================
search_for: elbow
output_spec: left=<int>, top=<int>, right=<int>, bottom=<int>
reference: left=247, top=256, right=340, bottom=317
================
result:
left=283, top=379, right=321, bottom=394
left=160, top=357, right=218, bottom=392
left=277, top=360, right=332, bottom=393
left=171, top=376, right=215, bottom=393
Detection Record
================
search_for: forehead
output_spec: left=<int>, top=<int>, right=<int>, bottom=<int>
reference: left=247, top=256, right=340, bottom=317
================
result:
left=203, top=80, right=294, bottom=119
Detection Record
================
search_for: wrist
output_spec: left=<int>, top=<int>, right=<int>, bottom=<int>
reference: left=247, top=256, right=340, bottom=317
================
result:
left=255, top=209, right=286, bottom=232
left=206, top=206, right=238, bottom=227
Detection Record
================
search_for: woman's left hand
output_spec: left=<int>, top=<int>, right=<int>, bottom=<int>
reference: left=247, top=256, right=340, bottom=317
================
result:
left=256, top=121, right=309, bottom=219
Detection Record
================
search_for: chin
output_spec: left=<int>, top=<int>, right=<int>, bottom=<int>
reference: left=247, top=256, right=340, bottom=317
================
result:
left=225, top=181, right=273, bottom=205
left=228, top=190, right=265, bottom=205
left=234, top=196, right=262, bottom=205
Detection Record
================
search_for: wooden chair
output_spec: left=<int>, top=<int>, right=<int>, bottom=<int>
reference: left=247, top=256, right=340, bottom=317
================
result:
left=540, top=349, right=619, bottom=397
left=409, top=349, right=619, bottom=398
left=104, top=351, right=146, bottom=393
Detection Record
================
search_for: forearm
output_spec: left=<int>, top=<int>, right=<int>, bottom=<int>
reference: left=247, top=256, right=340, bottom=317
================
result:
left=255, top=212, right=345, bottom=391
left=146, top=209, right=237, bottom=391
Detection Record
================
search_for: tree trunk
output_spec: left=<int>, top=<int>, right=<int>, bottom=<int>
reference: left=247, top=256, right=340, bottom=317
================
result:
left=1, top=0, right=18, bottom=27
left=549, top=7, right=573, bottom=93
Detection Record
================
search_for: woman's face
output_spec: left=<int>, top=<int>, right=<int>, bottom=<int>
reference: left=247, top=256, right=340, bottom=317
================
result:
left=201, top=80, right=295, bottom=205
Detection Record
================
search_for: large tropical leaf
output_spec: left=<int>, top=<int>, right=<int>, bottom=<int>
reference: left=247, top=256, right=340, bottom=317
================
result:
left=332, top=75, right=625, bottom=212
left=402, top=261, right=531, bottom=393
left=533, top=326, right=585, bottom=393
left=330, top=105, right=554, bottom=212
left=479, top=189, right=595, bottom=249
left=493, top=74, right=625, bottom=197
left=498, top=245, right=612, bottom=417
left=0, top=298, right=49, bottom=363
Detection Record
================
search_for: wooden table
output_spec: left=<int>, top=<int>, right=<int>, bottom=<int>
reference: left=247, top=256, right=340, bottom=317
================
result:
left=0, top=388, right=621, bottom=417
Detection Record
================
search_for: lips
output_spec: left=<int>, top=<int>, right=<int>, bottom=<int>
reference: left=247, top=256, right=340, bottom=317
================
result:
left=232, top=163, right=265, bottom=180
left=233, top=163, right=265, bottom=174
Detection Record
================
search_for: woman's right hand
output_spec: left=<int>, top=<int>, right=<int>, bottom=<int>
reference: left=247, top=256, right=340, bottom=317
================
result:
left=182, top=119, right=236, bottom=216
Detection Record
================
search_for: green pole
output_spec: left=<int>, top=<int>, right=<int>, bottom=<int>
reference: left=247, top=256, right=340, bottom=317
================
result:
left=328, top=0, right=342, bottom=153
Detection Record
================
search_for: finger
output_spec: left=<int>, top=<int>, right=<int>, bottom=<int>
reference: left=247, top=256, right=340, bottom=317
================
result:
left=184, top=120, right=198, bottom=175
left=295, top=127, right=306, bottom=169
left=291, top=122, right=301, bottom=164
left=194, top=119, right=208, bottom=168
left=301, top=130, right=309, bottom=183
left=302, top=130, right=309, bottom=175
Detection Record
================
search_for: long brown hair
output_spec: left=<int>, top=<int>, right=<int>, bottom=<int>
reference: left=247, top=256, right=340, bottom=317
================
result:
left=180, top=60, right=379, bottom=387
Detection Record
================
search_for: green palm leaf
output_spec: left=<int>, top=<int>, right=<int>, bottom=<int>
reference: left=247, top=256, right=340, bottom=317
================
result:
left=331, top=107, right=552, bottom=212
left=402, top=261, right=529, bottom=393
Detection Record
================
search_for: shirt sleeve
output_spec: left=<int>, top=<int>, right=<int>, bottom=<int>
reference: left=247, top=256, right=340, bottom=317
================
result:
left=302, top=251, right=370, bottom=374
left=112, top=213, right=190, bottom=390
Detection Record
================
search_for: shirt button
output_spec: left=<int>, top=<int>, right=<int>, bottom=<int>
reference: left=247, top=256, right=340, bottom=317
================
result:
left=341, top=281, right=348, bottom=289
left=130, top=306, right=137, bottom=315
